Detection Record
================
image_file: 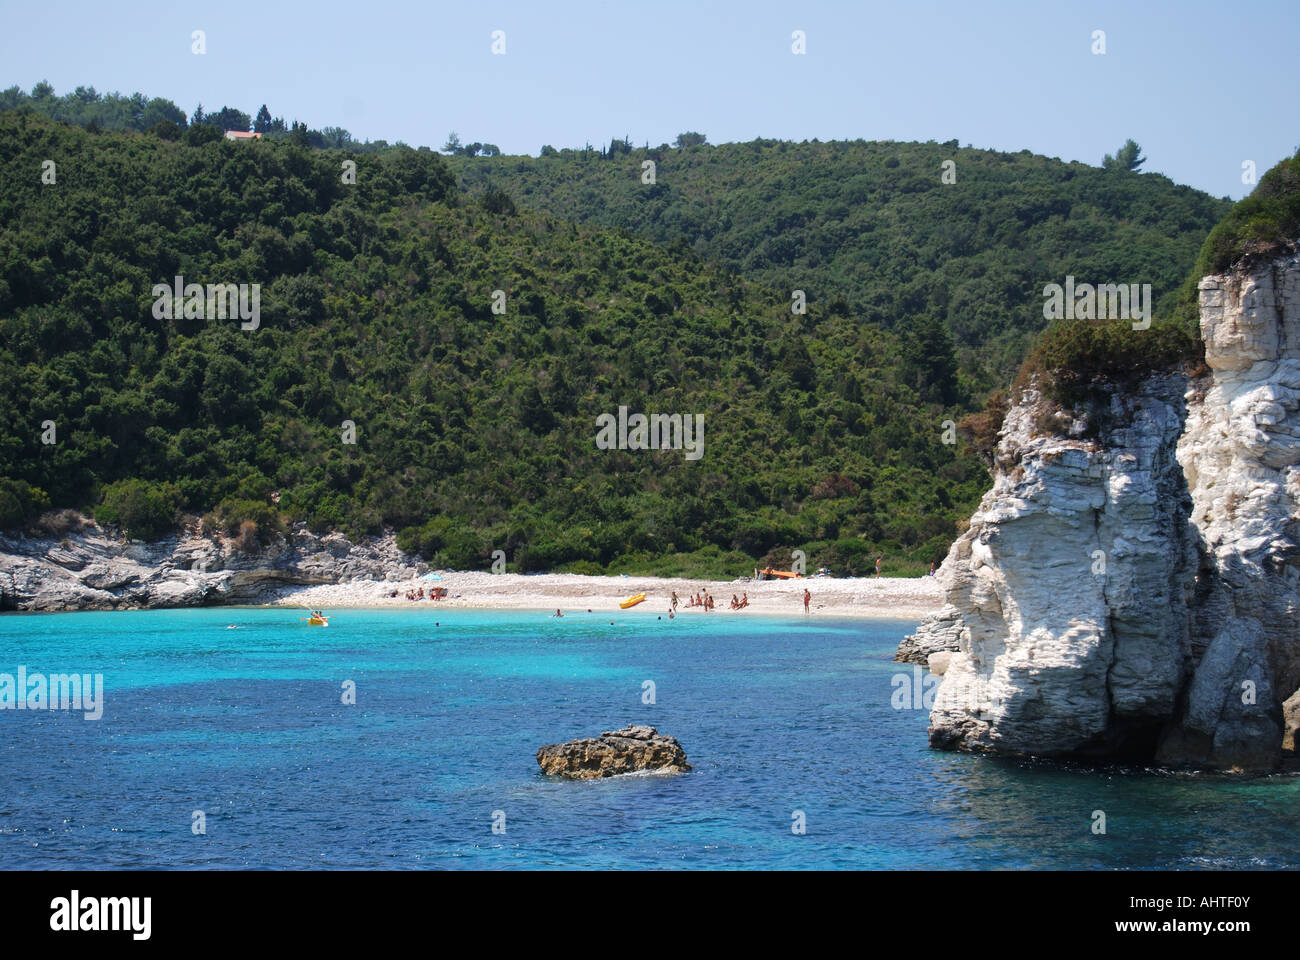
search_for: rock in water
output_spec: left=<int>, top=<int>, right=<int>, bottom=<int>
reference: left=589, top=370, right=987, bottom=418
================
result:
left=1283, top=688, right=1300, bottom=754
left=536, top=725, right=691, bottom=778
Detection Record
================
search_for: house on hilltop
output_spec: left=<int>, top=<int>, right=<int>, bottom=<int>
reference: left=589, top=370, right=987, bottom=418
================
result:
left=224, top=130, right=262, bottom=141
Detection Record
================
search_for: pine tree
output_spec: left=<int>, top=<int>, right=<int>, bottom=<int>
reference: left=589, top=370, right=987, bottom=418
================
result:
left=1102, top=139, right=1145, bottom=172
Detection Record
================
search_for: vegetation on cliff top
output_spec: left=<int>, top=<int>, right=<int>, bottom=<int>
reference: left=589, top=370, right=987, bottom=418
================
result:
left=1007, top=147, right=1300, bottom=421
left=1196, top=147, right=1300, bottom=276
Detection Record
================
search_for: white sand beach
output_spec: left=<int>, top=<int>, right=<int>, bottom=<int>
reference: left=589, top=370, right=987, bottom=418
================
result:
left=271, top=571, right=944, bottom=620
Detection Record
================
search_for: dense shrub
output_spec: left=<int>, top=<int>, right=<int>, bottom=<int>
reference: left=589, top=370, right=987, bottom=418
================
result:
left=397, top=516, right=485, bottom=570
left=95, top=479, right=182, bottom=540
left=1196, top=148, right=1300, bottom=276
left=0, top=478, right=50, bottom=532
left=206, top=498, right=284, bottom=543
left=1020, top=317, right=1198, bottom=407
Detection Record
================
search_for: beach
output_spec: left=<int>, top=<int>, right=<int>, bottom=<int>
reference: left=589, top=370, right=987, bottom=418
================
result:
left=270, top=571, right=944, bottom=620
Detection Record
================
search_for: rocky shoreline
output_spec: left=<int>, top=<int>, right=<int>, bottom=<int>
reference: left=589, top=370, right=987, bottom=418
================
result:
left=0, top=518, right=943, bottom=618
left=0, top=519, right=427, bottom=611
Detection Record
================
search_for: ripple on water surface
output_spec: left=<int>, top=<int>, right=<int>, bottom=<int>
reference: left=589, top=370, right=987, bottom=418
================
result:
left=0, top=607, right=1296, bottom=869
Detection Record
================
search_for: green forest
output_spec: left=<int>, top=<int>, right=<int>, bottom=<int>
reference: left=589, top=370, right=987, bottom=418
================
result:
left=0, top=86, right=1247, bottom=576
left=450, top=135, right=1232, bottom=384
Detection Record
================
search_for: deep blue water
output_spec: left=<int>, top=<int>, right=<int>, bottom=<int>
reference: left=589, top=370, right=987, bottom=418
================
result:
left=0, top=607, right=1296, bottom=870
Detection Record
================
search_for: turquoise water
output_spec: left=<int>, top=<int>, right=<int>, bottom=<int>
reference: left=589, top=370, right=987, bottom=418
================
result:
left=0, top=607, right=1295, bottom=869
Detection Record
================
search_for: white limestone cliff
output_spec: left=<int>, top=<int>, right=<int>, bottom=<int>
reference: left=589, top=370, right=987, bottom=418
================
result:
left=905, top=249, right=1300, bottom=770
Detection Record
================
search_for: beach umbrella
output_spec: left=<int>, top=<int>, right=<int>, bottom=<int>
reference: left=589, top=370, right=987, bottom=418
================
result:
left=422, top=572, right=444, bottom=581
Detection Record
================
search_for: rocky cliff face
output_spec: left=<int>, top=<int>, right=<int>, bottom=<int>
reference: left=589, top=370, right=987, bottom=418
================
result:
left=902, top=250, right=1300, bottom=771
left=0, top=520, right=426, bottom=610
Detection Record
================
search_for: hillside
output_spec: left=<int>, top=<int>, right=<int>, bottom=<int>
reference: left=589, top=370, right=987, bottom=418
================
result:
left=0, top=111, right=989, bottom=576
left=450, top=138, right=1232, bottom=385
left=0, top=106, right=1236, bottom=577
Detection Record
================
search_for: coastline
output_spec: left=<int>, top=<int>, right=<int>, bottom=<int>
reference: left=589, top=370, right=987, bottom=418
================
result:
left=0, top=520, right=942, bottom=619
left=268, top=571, right=943, bottom=621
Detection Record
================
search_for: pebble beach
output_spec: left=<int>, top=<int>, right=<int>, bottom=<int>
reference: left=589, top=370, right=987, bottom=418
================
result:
left=270, top=571, right=944, bottom=620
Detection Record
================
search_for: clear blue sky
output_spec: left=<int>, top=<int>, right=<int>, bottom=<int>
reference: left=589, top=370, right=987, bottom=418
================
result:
left=4, top=0, right=1297, bottom=198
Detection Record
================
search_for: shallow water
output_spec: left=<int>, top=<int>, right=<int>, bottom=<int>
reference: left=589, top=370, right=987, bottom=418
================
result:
left=0, top=607, right=1295, bottom=869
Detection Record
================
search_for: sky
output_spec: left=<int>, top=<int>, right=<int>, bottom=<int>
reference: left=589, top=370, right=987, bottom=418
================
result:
left=2, top=0, right=1297, bottom=199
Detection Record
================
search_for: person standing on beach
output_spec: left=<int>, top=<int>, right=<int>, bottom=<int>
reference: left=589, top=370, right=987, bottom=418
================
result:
left=671, top=591, right=679, bottom=611
left=803, top=588, right=811, bottom=614
left=875, top=556, right=882, bottom=577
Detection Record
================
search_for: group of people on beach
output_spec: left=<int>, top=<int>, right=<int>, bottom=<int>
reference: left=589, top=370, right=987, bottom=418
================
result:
left=387, top=586, right=445, bottom=601
left=667, top=589, right=750, bottom=612
left=689, top=590, right=714, bottom=610
left=678, top=589, right=714, bottom=611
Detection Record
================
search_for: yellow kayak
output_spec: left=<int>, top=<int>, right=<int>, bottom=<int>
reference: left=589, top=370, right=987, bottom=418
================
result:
left=619, top=593, right=646, bottom=609
left=304, top=615, right=329, bottom=627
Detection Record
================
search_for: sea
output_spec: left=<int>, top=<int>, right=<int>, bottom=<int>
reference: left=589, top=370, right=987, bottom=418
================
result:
left=1, top=607, right=1296, bottom=870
